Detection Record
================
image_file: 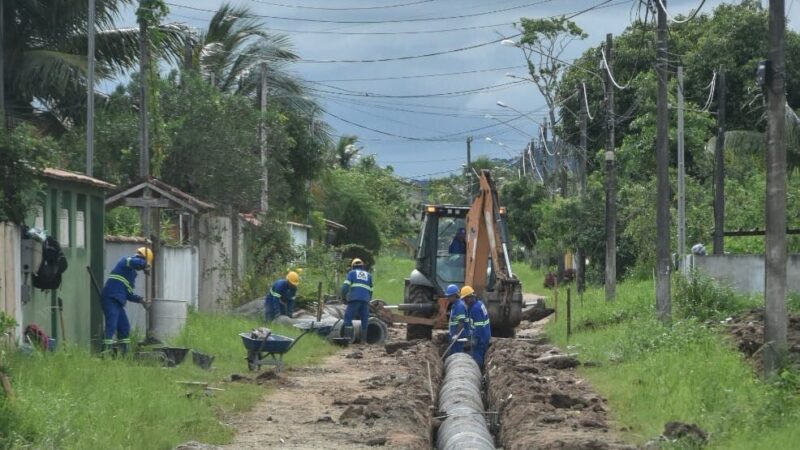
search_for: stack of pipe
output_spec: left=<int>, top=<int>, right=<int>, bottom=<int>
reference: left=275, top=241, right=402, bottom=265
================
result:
left=436, top=353, right=494, bottom=450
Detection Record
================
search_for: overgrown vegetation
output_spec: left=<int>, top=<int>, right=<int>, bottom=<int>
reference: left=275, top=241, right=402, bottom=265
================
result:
left=546, top=278, right=800, bottom=448
left=0, top=312, right=336, bottom=449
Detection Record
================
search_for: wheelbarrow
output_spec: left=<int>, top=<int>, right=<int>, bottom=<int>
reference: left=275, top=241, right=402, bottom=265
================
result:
left=239, top=323, right=324, bottom=373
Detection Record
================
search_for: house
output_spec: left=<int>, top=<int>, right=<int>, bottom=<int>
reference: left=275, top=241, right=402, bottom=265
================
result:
left=17, top=168, right=114, bottom=349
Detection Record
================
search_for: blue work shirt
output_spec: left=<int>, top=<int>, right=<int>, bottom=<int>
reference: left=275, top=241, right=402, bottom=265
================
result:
left=341, top=269, right=373, bottom=302
left=469, top=300, right=491, bottom=346
left=266, top=278, right=297, bottom=306
left=101, top=255, right=147, bottom=304
left=449, top=237, right=466, bottom=254
left=449, top=299, right=470, bottom=340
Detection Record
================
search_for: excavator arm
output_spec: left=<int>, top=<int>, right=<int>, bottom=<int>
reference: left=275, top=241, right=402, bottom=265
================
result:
left=465, top=170, right=516, bottom=295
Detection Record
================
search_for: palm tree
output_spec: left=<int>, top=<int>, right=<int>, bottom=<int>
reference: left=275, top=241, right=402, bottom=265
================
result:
left=192, top=3, right=304, bottom=102
left=332, top=135, right=362, bottom=169
left=1, top=0, right=185, bottom=133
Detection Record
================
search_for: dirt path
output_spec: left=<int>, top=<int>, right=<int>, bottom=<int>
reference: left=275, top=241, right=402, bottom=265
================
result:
left=222, top=336, right=438, bottom=450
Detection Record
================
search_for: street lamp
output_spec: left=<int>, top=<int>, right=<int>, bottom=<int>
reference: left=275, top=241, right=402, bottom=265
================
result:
left=501, top=39, right=518, bottom=47
left=496, top=100, right=540, bottom=126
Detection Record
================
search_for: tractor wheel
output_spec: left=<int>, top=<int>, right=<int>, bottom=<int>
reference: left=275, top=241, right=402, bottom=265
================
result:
left=405, top=285, right=434, bottom=340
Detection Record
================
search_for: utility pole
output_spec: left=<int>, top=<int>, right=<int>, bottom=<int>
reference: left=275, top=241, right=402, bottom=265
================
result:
left=260, top=62, right=269, bottom=213
left=183, top=33, right=193, bottom=71
left=677, top=66, right=686, bottom=263
left=764, top=0, right=787, bottom=376
left=466, top=136, right=473, bottom=198
left=655, top=0, right=671, bottom=321
left=577, top=82, right=588, bottom=293
left=0, top=0, right=5, bottom=129
left=713, top=68, right=726, bottom=255
left=604, top=33, right=617, bottom=301
left=138, top=10, right=150, bottom=178
left=86, top=0, right=96, bottom=176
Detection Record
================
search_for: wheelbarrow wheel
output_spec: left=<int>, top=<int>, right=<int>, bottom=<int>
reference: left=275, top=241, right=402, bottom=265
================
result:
left=246, top=351, right=259, bottom=371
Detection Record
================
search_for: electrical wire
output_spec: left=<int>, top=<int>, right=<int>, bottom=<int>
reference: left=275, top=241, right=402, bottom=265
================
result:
left=165, top=0, right=556, bottom=25
left=581, top=82, right=595, bottom=121
left=700, top=70, right=717, bottom=112
left=600, top=47, right=630, bottom=90
left=308, top=65, right=527, bottom=83
left=654, top=0, right=708, bottom=24
left=307, top=79, right=527, bottom=99
left=247, top=0, right=437, bottom=10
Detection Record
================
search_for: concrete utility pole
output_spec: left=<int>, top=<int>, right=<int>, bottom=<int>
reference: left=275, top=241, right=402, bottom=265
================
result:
left=466, top=136, right=473, bottom=197
left=260, top=62, right=269, bottom=212
left=713, top=68, right=726, bottom=255
left=764, top=0, right=787, bottom=376
left=655, top=0, right=671, bottom=321
left=677, top=66, right=686, bottom=262
left=138, top=12, right=150, bottom=178
left=183, top=33, right=193, bottom=71
left=577, top=82, right=588, bottom=293
left=86, top=0, right=96, bottom=176
left=0, top=0, right=6, bottom=129
left=604, top=33, right=617, bottom=301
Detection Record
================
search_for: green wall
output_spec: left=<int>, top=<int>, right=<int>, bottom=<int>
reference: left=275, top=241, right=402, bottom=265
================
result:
left=22, top=178, right=105, bottom=349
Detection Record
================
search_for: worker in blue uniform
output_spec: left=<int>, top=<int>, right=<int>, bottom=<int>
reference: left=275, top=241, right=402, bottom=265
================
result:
left=448, top=285, right=471, bottom=356
left=100, top=247, right=153, bottom=355
left=341, top=258, right=373, bottom=344
left=264, top=271, right=301, bottom=322
left=464, top=288, right=491, bottom=369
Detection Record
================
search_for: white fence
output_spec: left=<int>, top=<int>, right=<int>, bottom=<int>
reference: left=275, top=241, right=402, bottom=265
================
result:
left=0, top=223, right=22, bottom=341
left=684, top=254, right=800, bottom=295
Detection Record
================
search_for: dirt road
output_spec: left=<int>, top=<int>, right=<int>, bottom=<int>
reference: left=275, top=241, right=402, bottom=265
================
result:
left=219, top=315, right=632, bottom=450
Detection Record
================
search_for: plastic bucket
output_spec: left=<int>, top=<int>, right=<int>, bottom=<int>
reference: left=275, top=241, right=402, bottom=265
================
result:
left=151, top=298, right=188, bottom=341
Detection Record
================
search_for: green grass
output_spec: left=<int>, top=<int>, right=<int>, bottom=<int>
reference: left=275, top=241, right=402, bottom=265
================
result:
left=546, top=280, right=800, bottom=448
left=372, top=255, right=415, bottom=304
left=1, top=312, right=336, bottom=449
left=512, top=263, right=548, bottom=296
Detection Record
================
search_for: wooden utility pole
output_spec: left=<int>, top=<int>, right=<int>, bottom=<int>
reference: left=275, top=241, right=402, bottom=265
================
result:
left=86, top=0, right=96, bottom=176
left=259, top=62, right=269, bottom=212
left=713, top=68, right=726, bottom=255
left=138, top=13, right=150, bottom=178
left=655, top=0, right=671, bottom=321
left=677, top=66, right=686, bottom=262
left=577, top=82, right=588, bottom=293
left=764, top=0, right=787, bottom=376
left=604, top=34, right=617, bottom=301
left=183, top=33, right=193, bottom=71
left=0, top=0, right=6, bottom=129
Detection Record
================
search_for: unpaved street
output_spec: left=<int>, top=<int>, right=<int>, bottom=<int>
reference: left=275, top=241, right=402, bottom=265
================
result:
left=221, top=316, right=632, bottom=449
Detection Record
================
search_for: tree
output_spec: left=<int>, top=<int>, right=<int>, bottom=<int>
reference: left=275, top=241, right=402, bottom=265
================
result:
left=193, top=3, right=304, bottom=101
left=1, top=0, right=185, bottom=133
left=501, top=177, right=548, bottom=251
left=0, top=125, right=55, bottom=223
left=331, top=135, right=362, bottom=169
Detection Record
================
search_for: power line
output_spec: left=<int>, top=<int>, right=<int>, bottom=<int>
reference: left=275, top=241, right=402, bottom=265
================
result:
left=307, top=79, right=527, bottom=99
left=581, top=82, right=596, bottom=121
left=246, top=0, right=437, bottom=10
left=308, top=65, right=528, bottom=83
left=165, top=0, right=556, bottom=25
left=654, top=0, right=708, bottom=24
left=601, top=47, right=630, bottom=90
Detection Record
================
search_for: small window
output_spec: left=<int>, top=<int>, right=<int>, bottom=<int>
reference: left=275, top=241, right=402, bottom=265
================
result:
left=59, top=208, right=70, bottom=247
left=75, top=211, right=85, bottom=248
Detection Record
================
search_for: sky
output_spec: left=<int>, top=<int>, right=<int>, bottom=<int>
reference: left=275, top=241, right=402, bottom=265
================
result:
left=105, top=0, right=800, bottom=179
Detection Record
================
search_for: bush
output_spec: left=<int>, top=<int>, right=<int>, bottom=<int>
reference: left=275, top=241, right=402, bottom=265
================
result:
left=673, top=271, right=752, bottom=321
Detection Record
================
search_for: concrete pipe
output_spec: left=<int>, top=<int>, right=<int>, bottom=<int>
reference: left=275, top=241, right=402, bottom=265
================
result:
left=437, top=353, right=494, bottom=450
left=328, top=317, right=388, bottom=345
left=437, top=415, right=495, bottom=450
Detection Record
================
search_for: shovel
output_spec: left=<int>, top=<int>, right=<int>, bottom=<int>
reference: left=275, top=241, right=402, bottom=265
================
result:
left=57, top=297, right=66, bottom=342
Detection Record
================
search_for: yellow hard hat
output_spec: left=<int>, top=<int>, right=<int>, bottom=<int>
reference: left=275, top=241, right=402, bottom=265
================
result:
left=137, top=247, right=154, bottom=265
left=287, top=271, right=300, bottom=286
left=351, top=258, right=364, bottom=268
left=460, top=285, right=475, bottom=299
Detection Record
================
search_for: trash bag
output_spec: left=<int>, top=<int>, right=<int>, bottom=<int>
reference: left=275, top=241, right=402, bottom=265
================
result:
left=32, top=237, right=68, bottom=290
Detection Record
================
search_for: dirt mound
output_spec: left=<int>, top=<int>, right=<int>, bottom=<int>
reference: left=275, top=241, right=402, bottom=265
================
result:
left=486, top=338, right=633, bottom=450
left=725, top=308, right=800, bottom=370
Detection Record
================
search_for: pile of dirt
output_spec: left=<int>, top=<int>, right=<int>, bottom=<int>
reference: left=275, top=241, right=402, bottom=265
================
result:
left=222, top=340, right=441, bottom=449
left=725, top=308, right=800, bottom=369
left=486, top=339, right=634, bottom=450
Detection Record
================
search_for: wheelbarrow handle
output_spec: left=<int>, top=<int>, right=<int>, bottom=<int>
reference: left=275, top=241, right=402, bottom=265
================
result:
left=285, top=327, right=314, bottom=353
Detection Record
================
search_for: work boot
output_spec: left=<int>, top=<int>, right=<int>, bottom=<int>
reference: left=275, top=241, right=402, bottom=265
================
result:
left=343, top=326, right=355, bottom=342
left=118, top=338, right=130, bottom=356
left=102, top=339, right=115, bottom=358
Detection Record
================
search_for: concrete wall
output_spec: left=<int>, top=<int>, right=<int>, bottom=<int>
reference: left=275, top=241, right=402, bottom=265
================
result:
left=0, top=223, right=23, bottom=341
left=686, top=254, right=800, bottom=295
left=197, top=214, right=245, bottom=312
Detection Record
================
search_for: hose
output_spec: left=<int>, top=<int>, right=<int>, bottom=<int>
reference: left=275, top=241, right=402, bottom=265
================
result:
left=436, top=353, right=494, bottom=450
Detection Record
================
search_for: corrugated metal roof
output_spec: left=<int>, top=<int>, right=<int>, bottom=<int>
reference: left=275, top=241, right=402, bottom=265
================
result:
left=42, top=168, right=116, bottom=190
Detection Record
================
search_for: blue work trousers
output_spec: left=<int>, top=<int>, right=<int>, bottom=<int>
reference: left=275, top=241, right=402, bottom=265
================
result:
left=101, top=296, right=131, bottom=344
left=265, top=297, right=295, bottom=322
left=471, top=342, right=489, bottom=369
left=343, top=300, right=370, bottom=341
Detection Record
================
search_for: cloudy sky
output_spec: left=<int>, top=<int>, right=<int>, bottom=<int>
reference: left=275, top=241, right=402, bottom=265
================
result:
left=107, top=0, right=800, bottom=178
